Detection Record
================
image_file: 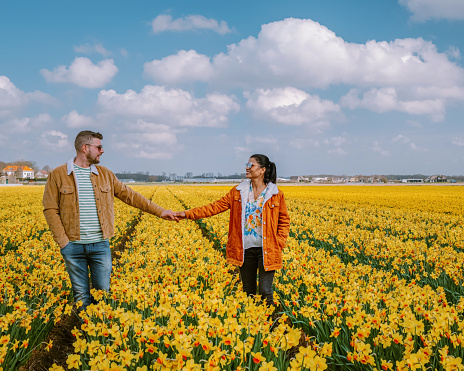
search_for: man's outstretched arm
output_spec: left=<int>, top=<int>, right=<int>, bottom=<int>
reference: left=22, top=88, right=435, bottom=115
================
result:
left=113, top=175, right=178, bottom=221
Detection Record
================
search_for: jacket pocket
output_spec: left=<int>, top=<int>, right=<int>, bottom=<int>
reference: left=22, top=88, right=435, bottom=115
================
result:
left=59, top=186, right=75, bottom=207
left=100, top=184, right=111, bottom=193
left=98, top=183, right=112, bottom=211
left=59, top=186, right=75, bottom=233
left=60, top=186, right=74, bottom=195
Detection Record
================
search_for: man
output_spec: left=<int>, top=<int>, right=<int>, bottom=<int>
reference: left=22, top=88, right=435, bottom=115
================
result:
left=43, top=130, right=178, bottom=313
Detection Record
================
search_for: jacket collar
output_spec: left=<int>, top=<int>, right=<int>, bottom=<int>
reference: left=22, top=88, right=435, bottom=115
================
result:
left=237, top=179, right=279, bottom=197
left=67, top=158, right=99, bottom=176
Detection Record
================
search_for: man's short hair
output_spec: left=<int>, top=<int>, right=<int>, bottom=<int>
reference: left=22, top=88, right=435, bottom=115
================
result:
left=74, top=131, right=103, bottom=152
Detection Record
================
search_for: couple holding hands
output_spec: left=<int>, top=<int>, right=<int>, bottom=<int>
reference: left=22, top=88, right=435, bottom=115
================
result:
left=43, top=130, right=290, bottom=314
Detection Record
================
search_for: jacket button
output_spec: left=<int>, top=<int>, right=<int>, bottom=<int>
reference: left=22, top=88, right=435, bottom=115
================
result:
left=263, top=237, right=266, bottom=239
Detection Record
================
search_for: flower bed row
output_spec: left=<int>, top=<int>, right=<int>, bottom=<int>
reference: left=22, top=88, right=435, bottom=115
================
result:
left=169, top=184, right=464, bottom=370
left=56, top=187, right=317, bottom=370
left=0, top=186, right=155, bottom=370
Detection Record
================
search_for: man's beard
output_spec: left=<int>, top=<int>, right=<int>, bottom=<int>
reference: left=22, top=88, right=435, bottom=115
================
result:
left=86, top=152, right=100, bottom=165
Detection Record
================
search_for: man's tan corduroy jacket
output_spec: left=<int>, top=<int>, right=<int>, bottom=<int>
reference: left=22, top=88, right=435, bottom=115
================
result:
left=43, top=159, right=164, bottom=248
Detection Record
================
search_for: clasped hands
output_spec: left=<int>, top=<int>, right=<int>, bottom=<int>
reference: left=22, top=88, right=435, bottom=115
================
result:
left=159, top=210, right=187, bottom=222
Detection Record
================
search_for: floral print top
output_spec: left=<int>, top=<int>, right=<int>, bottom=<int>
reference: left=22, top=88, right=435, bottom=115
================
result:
left=243, top=184, right=268, bottom=249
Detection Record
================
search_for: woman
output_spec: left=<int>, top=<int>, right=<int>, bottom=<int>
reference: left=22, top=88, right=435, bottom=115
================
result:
left=175, top=154, right=290, bottom=306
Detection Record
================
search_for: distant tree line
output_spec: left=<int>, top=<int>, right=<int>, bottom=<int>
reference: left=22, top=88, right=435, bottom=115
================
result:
left=114, top=171, right=246, bottom=182
left=115, top=171, right=150, bottom=182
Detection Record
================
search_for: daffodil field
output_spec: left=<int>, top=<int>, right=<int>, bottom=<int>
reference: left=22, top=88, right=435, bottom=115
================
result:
left=1, top=185, right=464, bottom=370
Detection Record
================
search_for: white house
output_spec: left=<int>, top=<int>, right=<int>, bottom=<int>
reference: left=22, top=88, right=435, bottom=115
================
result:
left=2, top=166, right=35, bottom=179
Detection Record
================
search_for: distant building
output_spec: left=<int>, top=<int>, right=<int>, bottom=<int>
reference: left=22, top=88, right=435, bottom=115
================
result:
left=183, top=178, right=243, bottom=183
left=401, top=179, right=424, bottom=183
left=183, top=178, right=215, bottom=183
left=290, top=176, right=310, bottom=182
left=425, top=175, right=447, bottom=183
left=0, top=174, right=18, bottom=185
left=35, top=170, right=49, bottom=179
left=2, top=166, right=35, bottom=179
left=312, top=177, right=328, bottom=183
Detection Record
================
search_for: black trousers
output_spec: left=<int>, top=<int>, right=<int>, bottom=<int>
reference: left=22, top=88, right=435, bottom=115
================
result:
left=239, top=246, right=275, bottom=306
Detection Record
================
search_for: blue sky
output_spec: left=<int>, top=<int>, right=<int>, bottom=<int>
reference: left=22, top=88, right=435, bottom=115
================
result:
left=1, top=0, right=464, bottom=177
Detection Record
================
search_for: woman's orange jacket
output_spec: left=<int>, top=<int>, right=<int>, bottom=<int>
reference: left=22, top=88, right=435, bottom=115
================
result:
left=185, top=181, right=290, bottom=271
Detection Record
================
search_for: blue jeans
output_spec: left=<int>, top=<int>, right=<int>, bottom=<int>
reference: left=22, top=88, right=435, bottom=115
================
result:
left=60, top=240, right=112, bottom=312
left=239, top=246, right=275, bottom=306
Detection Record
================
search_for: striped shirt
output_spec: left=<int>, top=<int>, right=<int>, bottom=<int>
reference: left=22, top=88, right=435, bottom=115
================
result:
left=73, top=164, right=104, bottom=244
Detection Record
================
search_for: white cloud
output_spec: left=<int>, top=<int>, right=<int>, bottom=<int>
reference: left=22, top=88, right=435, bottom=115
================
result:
left=0, top=76, right=28, bottom=116
left=153, top=18, right=464, bottom=121
left=41, top=57, right=118, bottom=89
left=372, top=141, right=391, bottom=156
left=446, top=46, right=461, bottom=60
left=234, top=146, right=251, bottom=157
left=392, top=134, right=427, bottom=152
left=244, top=135, right=279, bottom=151
left=120, top=48, right=128, bottom=57
left=144, top=50, right=213, bottom=84
left=41, top=130, right=70, bottom=151
left=399, top=0, right=464, bottom=21
left=341, top=88, right=446, bottom=121
left=30, top=113, right=53, bottom=127
left=3, top=118, right=30, bottom=133
left=410, top=142, right=428, bottom=152
left=74, top=43, right=111, bottom=57
left=245, top=135, right=278, bottom=145
left=62, top=110, right=95, bottom=128
left=393, top=134, right=411, bottom=143
left=210, top=19, right=464, bottom=90
left=152, top=14, right=232, bottom=35
left=324, top=135, right=348, bottom=155
left=1, top=114, right=53, bottom=135
left=406, top=120, right=424, bottom=129
left=244, top=87, right=339, bottom=129
left=452, top=137, right=464, bottom=146
left=97, top=85, right=239, bottom=127
left=140, top=17, right=464, bottom=125
left=328, top=147, right=347, bottom=156
left=0, top=76, right=55, bottom=118
left=324, top=135, right=347, bottom=147
left=289, top=138, right=320, bottom=149
left=110, top=119, right=179, bottom=160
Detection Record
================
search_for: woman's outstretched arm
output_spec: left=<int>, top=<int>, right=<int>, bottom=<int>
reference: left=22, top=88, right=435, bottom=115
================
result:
left=177, top=188, right=235, bottom=220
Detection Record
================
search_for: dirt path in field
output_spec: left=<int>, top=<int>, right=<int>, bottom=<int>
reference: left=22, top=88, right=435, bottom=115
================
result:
left=19, top=190, right=157, bottom=371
